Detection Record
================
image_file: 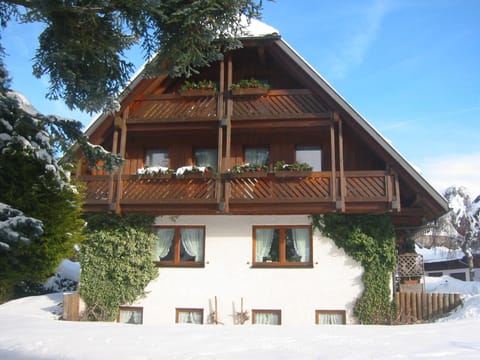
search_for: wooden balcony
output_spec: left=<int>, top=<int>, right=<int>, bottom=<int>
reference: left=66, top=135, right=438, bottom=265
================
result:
left=79, top=171, right=400, bottom=215
left=127, top=89, right=329, bottom=124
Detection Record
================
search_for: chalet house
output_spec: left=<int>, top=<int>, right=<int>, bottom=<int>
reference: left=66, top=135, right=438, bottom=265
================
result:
left=79, top=20, right=448, bottom=325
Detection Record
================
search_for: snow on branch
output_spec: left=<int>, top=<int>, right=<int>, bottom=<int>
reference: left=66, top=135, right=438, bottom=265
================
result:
left=0, top=202, right=43, bottom=250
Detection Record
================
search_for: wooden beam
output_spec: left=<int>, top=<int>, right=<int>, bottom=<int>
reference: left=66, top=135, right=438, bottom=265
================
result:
left=108, top=118, right=120, bottom=206
left=336, top=112, right=346, bottom=212
left=330, top=115, right=337, bottom=207
left=114, top=108, right=129, bottom=214
left=224, top=54, right=233, bottom=213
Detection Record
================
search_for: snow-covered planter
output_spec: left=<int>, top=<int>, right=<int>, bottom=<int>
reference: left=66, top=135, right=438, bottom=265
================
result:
left=136, top=166, right=174, bottom=178
left=175, top=166, right=215, bottom=178
left=273, top=161, right=312, bottom=177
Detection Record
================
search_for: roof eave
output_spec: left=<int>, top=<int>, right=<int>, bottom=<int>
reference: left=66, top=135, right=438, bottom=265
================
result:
left=273, top=38, right=448, bottom=216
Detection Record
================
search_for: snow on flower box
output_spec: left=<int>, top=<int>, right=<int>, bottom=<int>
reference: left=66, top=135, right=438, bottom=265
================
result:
left=136, top=166, right=174, bottom=179
left=175, top=166, right=216, bottom=179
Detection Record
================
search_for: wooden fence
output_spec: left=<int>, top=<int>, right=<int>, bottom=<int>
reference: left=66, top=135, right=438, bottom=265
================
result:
left=395, top=292, right=462, bottom=324
left=63, top=293, right=85, bottom=321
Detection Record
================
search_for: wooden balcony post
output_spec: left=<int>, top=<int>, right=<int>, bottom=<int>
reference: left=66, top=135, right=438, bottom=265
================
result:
left=336, top=112, right=346, bottom=212
left=329, top=115, right=337, bottom=207
left=223, top=54, right=233, bottom=213
left=108, top=116, right=121, bottom=208
left=114, top=108, right=129, bottom=213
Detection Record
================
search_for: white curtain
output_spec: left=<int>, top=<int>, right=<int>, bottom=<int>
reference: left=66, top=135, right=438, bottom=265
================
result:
left=254, top=312, right=280, bottom=325
left=119, top=309, right=142, bottom=324
left=291, top=228, right=310, bottom=262
left=181, top=228, right=204, bottom=262
left=153, top=228, right=175, bottom=260
left=245, top=147, right=269, bottom=166
left=255, top=228, right=274, bottom=262
left=195, top=149, right=217, bottom=171
left=178, top=311, right=202, bottom=324
left=318, top=313, right=344, bottom=325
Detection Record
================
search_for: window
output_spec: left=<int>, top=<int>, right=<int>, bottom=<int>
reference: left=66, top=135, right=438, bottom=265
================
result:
left=252, top=309, right=281, bottom=325
left=296, top=145, right=321, bottom=171
left=145, top=149, right=169, bottom=167
left=253, top=226, right=312, bottom=267
left=245, top=146, right=269, bottom=166
left=118, top=306, right=143, bottom=325
left=315, top=310, right=346, bottom=325
left=153, top=226, right=205, bottom=267
left=194, top=148, right=218, bottom=171
left=176, top=308, right=204, bottom=324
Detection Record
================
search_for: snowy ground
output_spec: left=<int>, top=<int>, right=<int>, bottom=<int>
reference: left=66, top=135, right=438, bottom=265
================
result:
left=1, top=276, right=480, bottom=359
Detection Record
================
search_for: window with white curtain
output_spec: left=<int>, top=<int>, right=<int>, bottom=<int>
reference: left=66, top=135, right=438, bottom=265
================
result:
left=194, top=148, right=218, bottom=171
left=253, top=226, right=312, bottom=266
left=176, top=308, right=204, bottom=324
left=118, top=307, right=143, bottom=325
left=245, top=147, right=269, bottom=166
left=252, top=310, right=281, bottom=325
left=315, top=310, right=346, bottom=325
left=145, top=149, right=169, bottom=167
left=153, top=226, right=205, bottom=266
left=296, top=145, right=321, bottom=171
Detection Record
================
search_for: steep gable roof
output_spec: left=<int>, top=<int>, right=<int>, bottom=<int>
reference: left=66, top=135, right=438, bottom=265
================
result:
left=84, top=19, right=448, bottom=221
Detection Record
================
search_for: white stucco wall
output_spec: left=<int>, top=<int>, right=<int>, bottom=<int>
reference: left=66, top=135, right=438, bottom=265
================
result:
left=134, top=215, right=364, bottom=325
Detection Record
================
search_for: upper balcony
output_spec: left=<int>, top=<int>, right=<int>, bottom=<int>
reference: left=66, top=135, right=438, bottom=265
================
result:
left=127, top=89, right=330, bottom=126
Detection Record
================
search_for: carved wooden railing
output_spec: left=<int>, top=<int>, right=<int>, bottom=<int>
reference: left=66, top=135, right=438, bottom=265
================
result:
left=129, top=94, right=218, bottom=123
left=127, top=90, right=329, bottom=123
left=229, top=172, right=331, bottom=203
left=120, top=175, right=219, bottom=204
left=79, top=171, right=398, bottom=212
left=232, top=89, right=329, bottom=120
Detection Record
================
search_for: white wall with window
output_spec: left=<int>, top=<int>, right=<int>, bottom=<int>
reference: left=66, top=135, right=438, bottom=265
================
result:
left=133, top=215, right=363, bottom=325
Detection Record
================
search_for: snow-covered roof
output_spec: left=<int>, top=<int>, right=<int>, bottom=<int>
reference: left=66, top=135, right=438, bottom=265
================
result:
left=416, top=244, right=465, bottom=263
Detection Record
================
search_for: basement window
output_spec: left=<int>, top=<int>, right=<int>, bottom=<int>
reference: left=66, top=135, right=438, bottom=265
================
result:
left=117, top=306, right=143, bottom=325
left=252, top=309, right=281, bottom=325
left=315, top=310, right=346, bottom=325
left=176, top=308, right=204, bottom=324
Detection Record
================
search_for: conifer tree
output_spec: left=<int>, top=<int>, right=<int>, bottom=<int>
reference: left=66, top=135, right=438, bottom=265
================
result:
left=1, top=0, right=264, bottom=112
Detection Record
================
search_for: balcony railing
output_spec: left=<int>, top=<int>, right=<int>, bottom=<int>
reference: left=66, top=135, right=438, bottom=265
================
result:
left=79, top=171, right=399, bottom=214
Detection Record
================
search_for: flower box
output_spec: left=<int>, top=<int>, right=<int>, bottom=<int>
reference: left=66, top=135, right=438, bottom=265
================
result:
left=179, top=89, right=216, bottom=97
left=231, top=87, right=268, bottom=96
left=229, top=171, right=269, bottom=178
left=274, top=170, right=312, bottom=178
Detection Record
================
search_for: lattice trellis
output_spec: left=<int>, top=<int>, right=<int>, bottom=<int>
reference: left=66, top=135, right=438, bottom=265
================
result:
left=397, top=253, right=425, bottom=278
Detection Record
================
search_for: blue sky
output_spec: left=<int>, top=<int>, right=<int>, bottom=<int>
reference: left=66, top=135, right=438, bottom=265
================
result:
left=2, top=0, right=480, bottom=196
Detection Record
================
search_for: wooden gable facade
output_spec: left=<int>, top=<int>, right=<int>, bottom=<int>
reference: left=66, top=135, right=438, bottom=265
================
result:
left=78, top=35, right=448, bottom=228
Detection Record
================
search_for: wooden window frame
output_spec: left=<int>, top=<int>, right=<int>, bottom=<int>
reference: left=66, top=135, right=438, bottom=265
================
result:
left=117, top=306, right=144, bottom=325
left=252, top=225, right=313, bottom=268
left=193, top=147, right=218, bottom=171
left=175, top=308, right=204, bottom=324
left=153, top=226, right=205, bottom=268
left=295, top=145, right=322, bottom=171
left=145, top=148, right=169, bottom=168
left=251, top=309, right=282, bottom=325
left=243, top=145, right=270, bottom=166
left=315, top=310, right=346, bottom=325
